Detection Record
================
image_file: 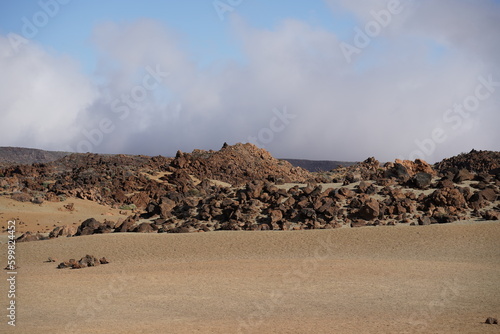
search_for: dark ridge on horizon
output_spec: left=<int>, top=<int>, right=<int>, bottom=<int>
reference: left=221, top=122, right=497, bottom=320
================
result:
left=282, top=159, right=357, bottom=172
left=0, top=146, right=71, bottom=166
left=1, top=146, right=498, bottom=174
left=0, top=146, right=359, bottom=170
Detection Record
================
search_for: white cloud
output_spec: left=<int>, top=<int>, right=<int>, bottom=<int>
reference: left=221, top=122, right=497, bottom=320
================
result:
left=0, top=35, right=98, bottom=150
left=0, top=1, right=498, bottom=162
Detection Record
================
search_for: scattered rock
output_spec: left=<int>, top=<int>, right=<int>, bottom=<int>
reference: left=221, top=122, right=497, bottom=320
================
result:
left=4, top=265, right=19, bottom=270
left=485, top=317, right=498, bottom=325
left=357, top=198, right=380, bottom=220
left=57, top=255, right=109, bottom=269
left=412, top=172, right=433, bottom=189
left=481, top=210, right=500, bottom=220
left=16, top=231, right=46, bottom=242
left=63, top=203, right=75, bottom=211
left=418, top=216, right=431, bottom=226
left=49, top=225, right=77, bottom=238
left=76, top=218, right=103, bottom=236
left=11, top=192, right=31, bottom=202
left=385, top=163, right=411, bottom=182
left=2, top=145, right=499, bottom=237
left=453, top=169, right=474, bottom=183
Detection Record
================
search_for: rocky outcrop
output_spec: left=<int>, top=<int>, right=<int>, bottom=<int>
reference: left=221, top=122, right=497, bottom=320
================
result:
left=76, top=218, right=103, bottom=236
left=169, top=143, right=312, bottom=186
left=49, top=225, right=77, bottom=238
left=57, top=255, right=109, bottom=269
left=411, top=172, right=433, bottom=189
left=435, top=149, right=500, bottom=175
left=394, top=159, right=436, bottom=176
left=3, top=146, right=499, bottom=239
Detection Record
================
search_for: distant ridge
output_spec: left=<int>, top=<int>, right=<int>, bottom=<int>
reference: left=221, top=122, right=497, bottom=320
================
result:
left=283, top=159, right=357, bottom=172
left=0, top=147, right=71, bottom=165
left=0, top=146, right=358, bottom=172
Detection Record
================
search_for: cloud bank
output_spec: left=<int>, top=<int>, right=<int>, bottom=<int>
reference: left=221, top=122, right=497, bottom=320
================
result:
left=1, top=0, right=499, bottom=162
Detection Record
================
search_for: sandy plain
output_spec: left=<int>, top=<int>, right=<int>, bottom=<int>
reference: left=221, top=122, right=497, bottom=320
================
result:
left=1, top=220, right=499, bottom=333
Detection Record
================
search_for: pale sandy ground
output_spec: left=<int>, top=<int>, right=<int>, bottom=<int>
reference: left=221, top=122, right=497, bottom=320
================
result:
left=0, top=222, right=499, bottom=333
left=0, top=197, right=128, bottom=234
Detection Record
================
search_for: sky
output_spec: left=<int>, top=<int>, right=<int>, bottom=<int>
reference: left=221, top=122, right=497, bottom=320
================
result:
left=0, top=0, right=499, bottom=163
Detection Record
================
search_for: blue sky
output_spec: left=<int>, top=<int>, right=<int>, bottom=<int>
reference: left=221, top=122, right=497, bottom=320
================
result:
left=0, top=0, right=499, bottom=162
left=0, top=0, right=350, bottom=72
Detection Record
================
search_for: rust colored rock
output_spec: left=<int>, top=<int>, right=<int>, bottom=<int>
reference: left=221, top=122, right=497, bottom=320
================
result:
left=63, top=203, right=75, bottom=211
left=435, top=149, right=500, bottom=175
left=395, top=159, right=436, bottom=176
left=428, top=188, right=467, bottom=208
left=269, top=209, right=283, bottom=223
left=134, top=222, right=155, bottom=233
left=418, top=216, right=431, bottom=225
left=476, top=188, right=497, bottom=202
left=49, top=224, right=77, bottom=238
left=453, top=169, right=474, bottom=183
left=158, top=198, right=176, bottom=218
left=76, top=218, right=103, bottom=236
left=337, top=187, right=355, bottom=199
left=169, top=143, right=312, bottom=186
left=481, top=210, right=500, bottom=220
left=351, top=220, right=368, bottom=227
left=357, top=198, right=380, bottom=220
left=115, top=216, right=137, bottom=233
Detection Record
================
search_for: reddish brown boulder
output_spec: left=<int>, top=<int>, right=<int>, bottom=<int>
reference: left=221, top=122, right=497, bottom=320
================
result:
left=428, top=188, right=467, bottom=208
left=453, top=169, right=474, bottom=183
left=63, top=203, right=75, bottom=211
left=134, top=222, right=156, bottom=233
left=115, top=216, right=137, bottom=232
left=336, top=187, right=355, bottom=199
left=395, top=159, right=436, bottom=176
left=76, top=218, right=103, bottom=236
left=481, top=210, right=500, bottom=220
left=475, top=188, right=497, bottom=202
left=49, top=225, right=77, bottom=238
left=159, top=198, right=177, bottom=218
left=357, top=198, right=380, bottom=220
left=385, top=163, right=411, bottom=182
left=351, top=220, right=368, bottom=227
left=269, top=209, right=283, bottom=223
left=418, top=216, right=431, bottom=225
